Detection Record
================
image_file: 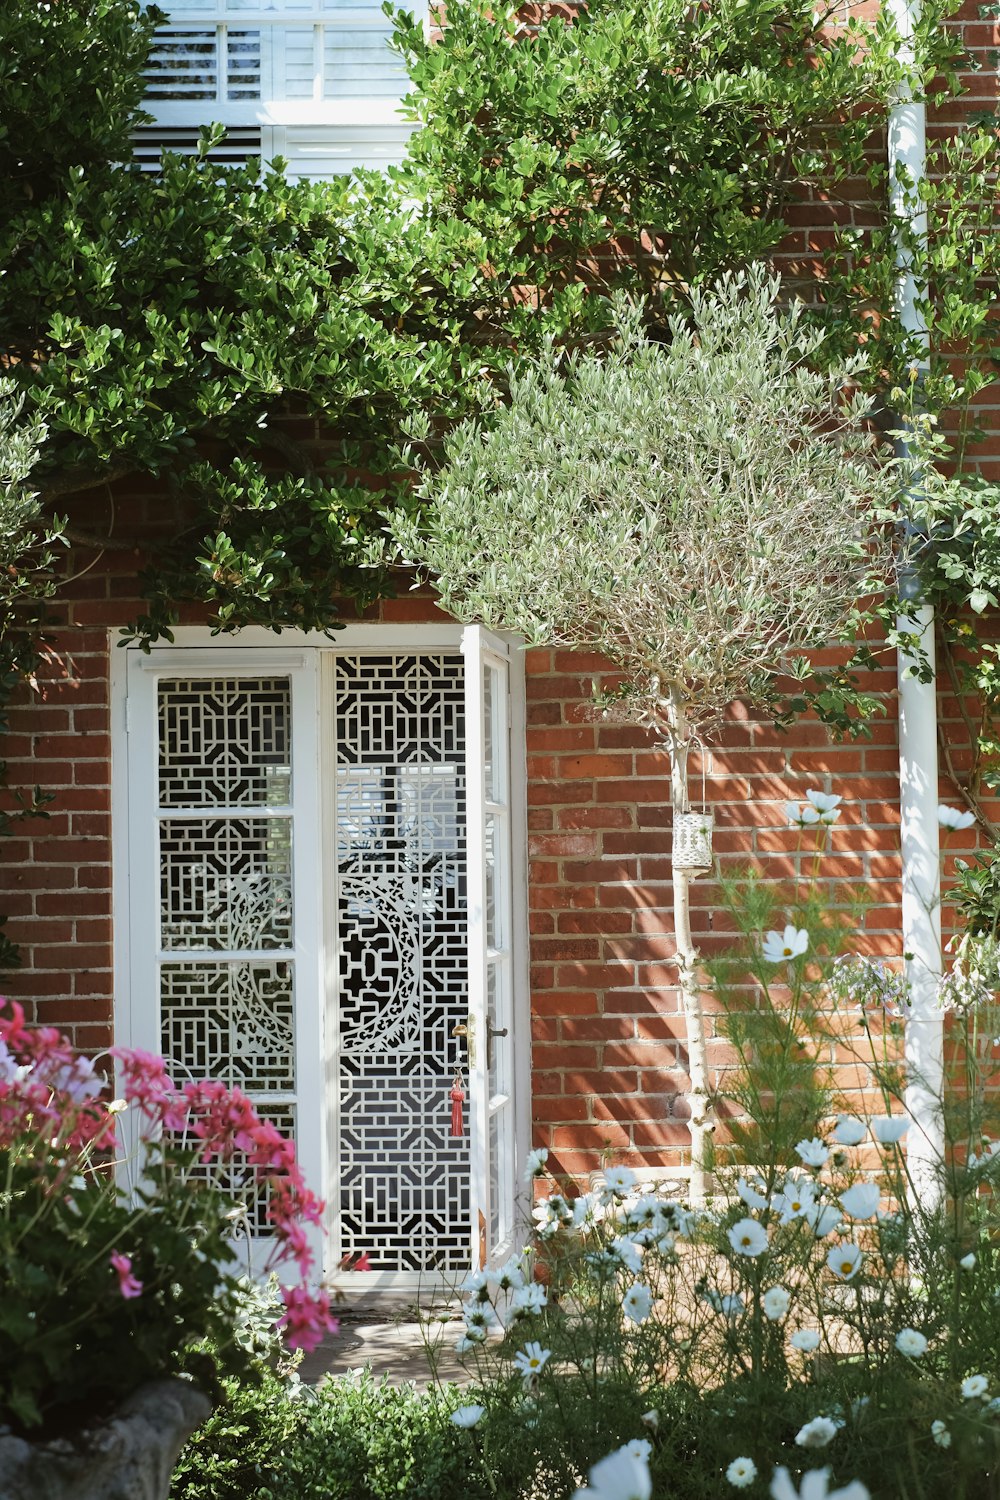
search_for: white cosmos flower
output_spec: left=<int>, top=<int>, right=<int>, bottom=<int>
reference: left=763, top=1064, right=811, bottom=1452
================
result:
left=962, top=1374, right=989, bottom=1400
left=603, top=1165, right=637, bottom=1197
left=457, top=1329, right=486, bottom=1351
left=871, top=1115, right=909, bottom=1144
left=703, top=1290, right=745, bottom=1318
left=831, top=1116, right=867, bottom=1147
left=895, top=1327, right=928, bottom=1357
left=511, top=1283, right=547, bottom=1316
left=728, top=1217, right=769, bottom=1258
left=523, top=1147, right=549, bottom=1180
left=762, top=1285, right=791, bottom=1320
left=827, top=1242, right=864, bottom=1281
left=571, top=1444, right=652, bottom=1500
left=640, top=1410, right=659, bottom=1431
left=790, top=1328, right=821, bottom=1353
left=775, top=1179, right=817, bottom=1223
left=624, top=1439, right=652, bottom=1463
left=796, top=1137, right=829, bottom=1169
left=461, top=1269, right=489, bottom=1295
left=839, top=1183, right=881, bottom=1220
left=960, top=1252, right=977, bottom=1271
left=736, top=1176, right=769, bottom=1210
left=770, top=1467, right=870, bottom=1500
left=610, top=1237, right=644, bottom=1273
left=465, top=1302, right=499, bottom=1331
left=727, top=1456, right=758, bottom=1488
left=490, top=1257, right=527, bottom=1292
left=931, top=1420, right=952, bottom=1448
left=787, top=800, right=823, bottom=828
left=451, top=1404, right=485, bottom=1428
left=803, top=1203, right=842, bottom=1239
left=513, top=1341, right=551, bottom=1383
left=806, top=789, right=843, bottom=818
left=762, top=925, right=810, bottom=964
left=938, top=804, right=976, bottom=831
left=622, top=1282, right=653, bottom=1323
left=795, top=1416, right=842, bottom=1449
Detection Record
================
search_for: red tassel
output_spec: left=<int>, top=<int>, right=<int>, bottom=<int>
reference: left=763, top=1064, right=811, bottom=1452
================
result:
left=450, top=1082, right=466, bottom=1138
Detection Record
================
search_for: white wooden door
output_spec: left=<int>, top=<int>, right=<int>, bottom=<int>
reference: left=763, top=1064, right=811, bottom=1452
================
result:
left=462, top=627, right=517, bottom=1268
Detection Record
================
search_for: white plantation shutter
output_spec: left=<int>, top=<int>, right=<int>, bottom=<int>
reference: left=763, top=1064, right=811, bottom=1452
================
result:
left=138, top=0, right=421, bottom=175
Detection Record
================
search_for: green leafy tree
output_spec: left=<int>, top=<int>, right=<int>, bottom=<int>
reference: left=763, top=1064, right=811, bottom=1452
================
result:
left=393, top=270, right=898, bottom=1197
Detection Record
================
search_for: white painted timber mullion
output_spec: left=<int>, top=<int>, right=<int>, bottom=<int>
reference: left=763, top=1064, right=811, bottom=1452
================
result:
left=462, top=626, right=490, bottom=1270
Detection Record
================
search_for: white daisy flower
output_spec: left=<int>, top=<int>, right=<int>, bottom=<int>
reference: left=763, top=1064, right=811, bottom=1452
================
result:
left=831, top=1116, right=867, bottom=1147
left=795, top=1416, right=841, bottom=1449
left=603, top=1165, right=637, bottom=1197
left=895, top=1327, right=928, bottom=1358
left=523, top=1146, right=549, bottom=1181
left=728, top=1217, right=769, bottom=1258
left=775, top=1179, right=817, bottom=1223
left=803, top=1203, right=842, bottom=1239
left=622, top=1282, right=653, bottom=1324
left=762, top=925, right=810, bottom=964
left=871, top=1115, right=909, bottom=1144
left=938, top=804, right=975, bottom=831
left=796, top=1137, right=830, bottom=1169
left=787, top=799, right=823, bottom=828
left=451, top=1404, right=485, bottom=1428
left=511, top=1282, right=548, bottom=1317
left=770, top=1467, right=870, bottom=1500
left=513, top=1341, right=551, bottom=1384
left=762, top=1285, right=791, bottom=1321
left=839, top=1183, right=880, bottom=1220
left=610, top=1236, right=644, bottom=1274
left=571, top=1444, right=652, bottom=1500
left=726, top=1456, right=758, bottom=1488
left=826, top=1242, right=863, bottom=1281
left=736, top=1176, right=769, bottom=1210
left=961, top=1374, right=989, bottom=1400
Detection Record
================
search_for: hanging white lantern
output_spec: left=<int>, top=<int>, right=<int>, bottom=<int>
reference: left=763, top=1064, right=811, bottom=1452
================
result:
left=672, top=810, right=714, bottom=874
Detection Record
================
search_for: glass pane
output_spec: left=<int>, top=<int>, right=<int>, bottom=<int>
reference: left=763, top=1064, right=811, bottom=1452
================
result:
left=489, top=1110, right=500, bottom=1253
left=483, top=664, right=495, bottom=803
left=226, top=29, right=261, bottom=98
left=160, top=959, right=295, bottom=1093
left=484, top=812, right=496, bottom=949
left=145, top=28, right=219, bottom=99
left=158, top=677, right=291, bottom=807
left=159, top=815, right=292, bottom=950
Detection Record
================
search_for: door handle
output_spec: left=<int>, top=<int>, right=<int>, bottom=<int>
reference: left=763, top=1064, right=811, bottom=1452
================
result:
left=452, top=1017, right=476, bottom=1066
left=486, top=1022, right=508, bottom=1072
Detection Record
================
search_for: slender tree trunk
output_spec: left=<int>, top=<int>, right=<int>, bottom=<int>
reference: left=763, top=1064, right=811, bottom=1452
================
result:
left=667, top=689, right=711, bottom=1205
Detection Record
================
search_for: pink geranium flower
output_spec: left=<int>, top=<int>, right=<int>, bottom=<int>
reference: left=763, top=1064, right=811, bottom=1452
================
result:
left=110, top=1251, right=144, bottom=1299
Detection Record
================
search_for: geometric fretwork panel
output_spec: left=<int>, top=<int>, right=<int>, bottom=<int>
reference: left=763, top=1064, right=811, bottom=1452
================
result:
left=159, top=816, right=292, bottom=950
left=160, top=960, right=295, bottom=1093
left=334, top=655, right=470, bottom=1270
left=158, top=677, right=291, bottom=807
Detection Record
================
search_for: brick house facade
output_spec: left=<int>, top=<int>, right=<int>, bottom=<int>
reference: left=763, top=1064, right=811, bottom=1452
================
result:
left=0, top=0, right=996, bottom=1285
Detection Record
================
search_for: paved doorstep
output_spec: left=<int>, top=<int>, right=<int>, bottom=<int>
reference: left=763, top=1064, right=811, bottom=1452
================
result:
left=299, top=1318, right=473, bottom=1389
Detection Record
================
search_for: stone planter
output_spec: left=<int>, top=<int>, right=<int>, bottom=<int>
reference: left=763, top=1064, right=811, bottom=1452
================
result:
left=0, top=1379, right=211, bottom=1500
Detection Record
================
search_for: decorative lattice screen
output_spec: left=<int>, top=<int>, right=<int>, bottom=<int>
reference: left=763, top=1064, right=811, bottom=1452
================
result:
left=156, top=677, right=297, bottom=1237
left=334, top=654, right=470, bottom=1273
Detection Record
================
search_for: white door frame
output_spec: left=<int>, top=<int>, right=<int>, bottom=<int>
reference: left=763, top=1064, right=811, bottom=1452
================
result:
left=111, top=624, right=530, bottom=1291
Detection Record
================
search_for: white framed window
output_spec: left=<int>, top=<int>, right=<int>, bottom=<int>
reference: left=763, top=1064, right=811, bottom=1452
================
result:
left=113, top=626, right=530, bottom=1289
left=136, top=0, right=427, bottom=177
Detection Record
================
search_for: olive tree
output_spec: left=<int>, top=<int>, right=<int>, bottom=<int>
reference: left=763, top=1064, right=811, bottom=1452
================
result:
left=394, top=270, right=899, bottom=1198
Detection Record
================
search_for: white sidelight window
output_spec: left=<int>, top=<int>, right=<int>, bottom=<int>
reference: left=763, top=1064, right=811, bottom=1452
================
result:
left=136, top=0, right=427, bottom=176
left=116, top=627, right=528, bottom=1289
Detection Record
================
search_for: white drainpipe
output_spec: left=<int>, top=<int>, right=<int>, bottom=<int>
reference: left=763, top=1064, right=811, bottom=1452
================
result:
left=888, top=0, right=944, bottom=1201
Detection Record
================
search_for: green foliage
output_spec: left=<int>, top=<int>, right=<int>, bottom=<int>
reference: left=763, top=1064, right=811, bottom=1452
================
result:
left=0, top=0, right=963, bottom=646
left=172, top=1373, right=488, bottom=1500
left=394, top=0, right=960, bottom=333
left=0, top=0, right=156, bottom=215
